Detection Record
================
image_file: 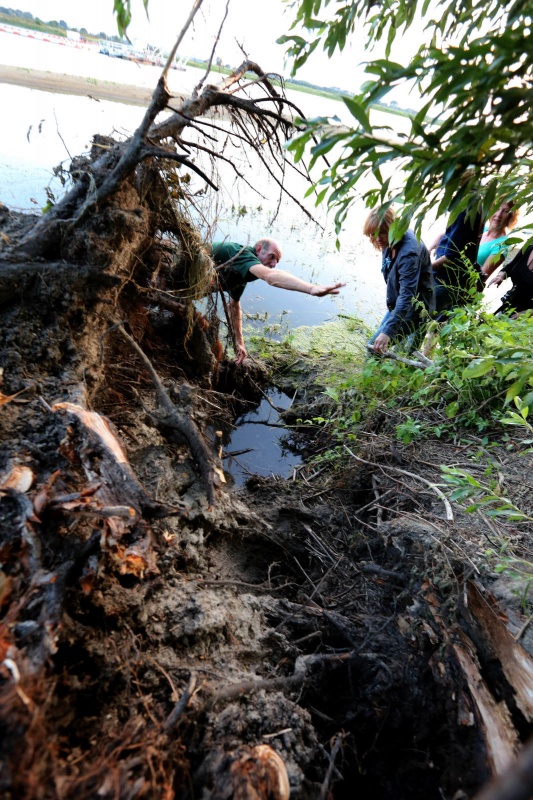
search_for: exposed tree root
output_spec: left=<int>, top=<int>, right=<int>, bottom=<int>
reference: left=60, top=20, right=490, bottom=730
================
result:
left=116, top=325, right=225, bottom=506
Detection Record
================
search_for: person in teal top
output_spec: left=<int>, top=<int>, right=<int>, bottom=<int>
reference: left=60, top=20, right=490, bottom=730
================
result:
left=477, top=235, right=508, bottom=268
left=211, top=238, right=345, bottom=364
left=478, top=201, right=519, bottom=279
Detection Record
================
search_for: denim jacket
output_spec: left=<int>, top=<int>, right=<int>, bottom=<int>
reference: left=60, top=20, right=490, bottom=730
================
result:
left=381, top=230, right=435, bottom=339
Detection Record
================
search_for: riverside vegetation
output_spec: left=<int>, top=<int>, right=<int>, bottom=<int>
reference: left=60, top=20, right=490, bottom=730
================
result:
left=251, top=299, right=533, bottom=585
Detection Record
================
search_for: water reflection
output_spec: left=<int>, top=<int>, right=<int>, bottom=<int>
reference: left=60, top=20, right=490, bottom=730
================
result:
left=223, top=389, right=301, bottom=486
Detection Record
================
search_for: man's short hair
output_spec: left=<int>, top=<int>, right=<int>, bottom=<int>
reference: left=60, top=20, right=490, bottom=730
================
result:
left=255, top=238, right=282, bottom=258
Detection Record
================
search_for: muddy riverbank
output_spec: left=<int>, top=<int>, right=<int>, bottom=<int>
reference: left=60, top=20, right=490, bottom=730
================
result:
left=0, top=63, right=183, bottom=106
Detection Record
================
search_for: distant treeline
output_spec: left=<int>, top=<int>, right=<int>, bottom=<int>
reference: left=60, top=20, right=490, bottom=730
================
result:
left=283, top=76, right=346, bottom=95
left=0, top=7, right=123, bottom=42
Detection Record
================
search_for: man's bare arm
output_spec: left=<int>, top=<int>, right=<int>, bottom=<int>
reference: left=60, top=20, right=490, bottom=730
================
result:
left=248, top=264, right=345, bottom=295
left=227, top=298, right=247, bottom=365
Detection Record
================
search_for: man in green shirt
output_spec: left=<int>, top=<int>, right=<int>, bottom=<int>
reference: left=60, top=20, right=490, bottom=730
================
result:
left=211, top=238, right=345, bottom=364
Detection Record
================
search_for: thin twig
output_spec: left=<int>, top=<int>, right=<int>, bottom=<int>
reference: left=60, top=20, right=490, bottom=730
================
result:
left=162, top=0, right=205, bottom=80
left=309, top=555, right=344, bottom=601
left=164, top=673, right=197, bottom=732
left=193, top=0, right=230, bottom=96
left=195, top=579, right=291, bottom=591
left=141, top=145, right=218, bottom=190
left=209, top=652, right=353, bottom=708
left=320, top=734, right=345, bottom=800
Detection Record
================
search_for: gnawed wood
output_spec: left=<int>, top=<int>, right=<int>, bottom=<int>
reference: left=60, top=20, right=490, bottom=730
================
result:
left=428, top=600, right=520, bottom=776
left=51, top=401, right=159, bottom=576
left=465, top=581, right=533, bottom=724
left=453, top=629, right=519, bottom=775
left=53, top=402, right=128, bottom=463
left=52, top=402, right=157, bottom=513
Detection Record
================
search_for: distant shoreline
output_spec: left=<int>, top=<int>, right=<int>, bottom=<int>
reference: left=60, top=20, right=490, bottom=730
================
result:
left=0, top=64, right=172, bottom=106
left=0, top=63, right=410, bottom=124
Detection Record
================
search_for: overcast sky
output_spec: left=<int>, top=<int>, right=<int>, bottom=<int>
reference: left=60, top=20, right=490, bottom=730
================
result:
left=10, top=0, right=375, bottom=90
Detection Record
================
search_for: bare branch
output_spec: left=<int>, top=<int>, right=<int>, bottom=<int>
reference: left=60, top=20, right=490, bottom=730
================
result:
left=178, top=137, right=265, bottom=196
left=193, top=0, right=231, bottom=97
left=162, top=0, right=206, bottom=81
left=217, top=60, right=282, bottom=100
left=230, top=112, right=321, bottom=227
left=141, top=145, right=219, bottom=190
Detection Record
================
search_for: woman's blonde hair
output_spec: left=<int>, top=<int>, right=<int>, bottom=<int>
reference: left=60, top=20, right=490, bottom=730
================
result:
left=363, top=207, right=396, bottom=249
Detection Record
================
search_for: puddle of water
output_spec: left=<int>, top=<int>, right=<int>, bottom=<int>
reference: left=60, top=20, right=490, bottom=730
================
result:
left=222, top=389, right=302, bottom=487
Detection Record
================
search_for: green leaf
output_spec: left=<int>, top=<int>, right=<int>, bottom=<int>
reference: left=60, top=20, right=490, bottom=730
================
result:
left=343, top=96, right=371, bottom=132
left=462, top=358, right=495, bottom=379
left=113, top=0, right=132, bottom=36
left=446, top=401, right=460, bottom=418
left=505, top=379, right=525, bottom=405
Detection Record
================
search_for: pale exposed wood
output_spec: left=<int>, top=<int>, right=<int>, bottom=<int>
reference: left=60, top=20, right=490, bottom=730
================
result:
left=453, top=629, right=519, bottom=775
left=53, top=402, right=128, bottom=464
left=366, top=344, right=434, bottom=369
left=429, top=602, right=520, bottom=776
left=466, top=582, right=533, bottom=723
left=51, top=401, right=159, bottom=576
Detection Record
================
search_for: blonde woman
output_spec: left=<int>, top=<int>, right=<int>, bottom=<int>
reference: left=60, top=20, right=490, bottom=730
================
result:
left=364, top=208, right=435, bottom=354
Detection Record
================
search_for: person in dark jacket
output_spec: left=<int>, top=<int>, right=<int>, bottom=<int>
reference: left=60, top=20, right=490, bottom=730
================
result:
left=363, top=208, right=435, bottom=354
left=429, top=199, right=484, bottom=312
left=487, top=244, right=533, bottom=316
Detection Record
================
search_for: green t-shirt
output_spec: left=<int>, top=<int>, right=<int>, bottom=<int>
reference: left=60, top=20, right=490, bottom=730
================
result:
left=211, top=242, right=260, bottom=301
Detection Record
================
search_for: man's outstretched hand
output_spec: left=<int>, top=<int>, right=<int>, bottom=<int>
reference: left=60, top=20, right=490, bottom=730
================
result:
left=310, top=281, right=346, bottom=297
